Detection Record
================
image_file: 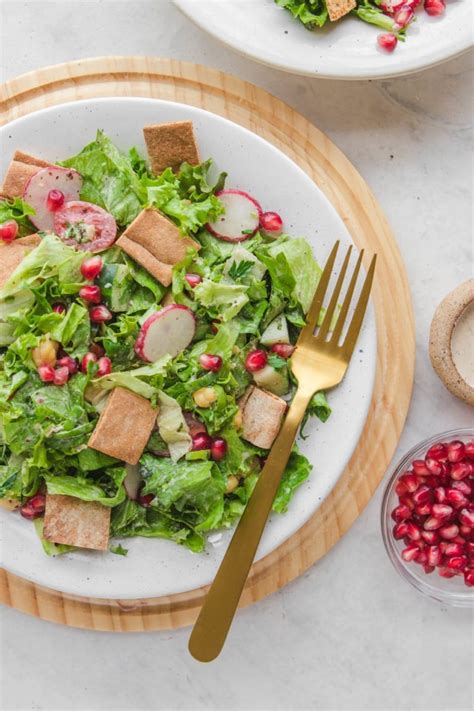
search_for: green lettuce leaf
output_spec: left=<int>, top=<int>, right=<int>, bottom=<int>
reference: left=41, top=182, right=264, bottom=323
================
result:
left=275, top=0, right=328, bottom=29
left=0, top=197, right=36, bottom=236
left=193, top=278, right=249, bottom=322
left=273, top=449, right=312, bottom=513
left=61, top=130, right=145, bottom=226
left=156, top=391, right=191, bottom=462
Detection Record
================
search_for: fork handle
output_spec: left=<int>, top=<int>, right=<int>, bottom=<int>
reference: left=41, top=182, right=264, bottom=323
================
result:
left=188, top=387, right=313, bottom=662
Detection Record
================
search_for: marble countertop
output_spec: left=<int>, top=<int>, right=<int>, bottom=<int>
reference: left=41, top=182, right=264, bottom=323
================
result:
left=0, top=2, right=472, bottom=709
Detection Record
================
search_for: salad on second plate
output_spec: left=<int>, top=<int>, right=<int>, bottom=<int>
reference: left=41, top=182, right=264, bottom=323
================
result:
left=276, top=0, right=447, bottom=53
left=0, top=120, right=331, bottom=557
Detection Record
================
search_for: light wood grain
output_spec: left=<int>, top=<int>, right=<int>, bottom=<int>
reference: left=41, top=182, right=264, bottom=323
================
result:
left=0, top=57, right=415, bottom=632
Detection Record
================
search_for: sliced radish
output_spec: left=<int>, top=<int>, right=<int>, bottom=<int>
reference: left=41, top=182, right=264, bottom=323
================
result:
left=124, top=464, right=143, bottom=500
left=23, top=166, right=82, bottom=232
left=135, top=305, right=196, bottom=363
left=53, top=200, right=117, bottom=252
left=207, top=189, right=262, bottom=242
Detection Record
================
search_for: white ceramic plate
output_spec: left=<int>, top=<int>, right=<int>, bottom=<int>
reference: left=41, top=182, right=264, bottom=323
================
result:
left=0, top=98, right=376, bottom=599
left=174, top=0, right=473, bottom=79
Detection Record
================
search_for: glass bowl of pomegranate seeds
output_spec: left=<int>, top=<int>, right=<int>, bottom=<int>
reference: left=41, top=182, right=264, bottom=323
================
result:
left=381, top=428, right=474, bottom=607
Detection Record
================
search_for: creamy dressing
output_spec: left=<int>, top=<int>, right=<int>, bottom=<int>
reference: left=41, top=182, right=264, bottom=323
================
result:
left=451, top=301, right=474, bottom=387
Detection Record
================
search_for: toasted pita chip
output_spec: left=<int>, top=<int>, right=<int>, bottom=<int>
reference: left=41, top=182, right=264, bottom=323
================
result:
left=88, top=386, right=158, bottom=465
left=326, top=0, right=356, bottom=21
left=0, top=234, right=41, bottom=288
left=12, top=150, right=50, bottom=168
left=240, top=386, right=287, bottom=449
left=1, top=160, right=40, bottom=198
left=143, top=121, right=200, bottom=175
left=117, top=208, right=199, bottom=287
left=43, top=494, right=111, bottom=551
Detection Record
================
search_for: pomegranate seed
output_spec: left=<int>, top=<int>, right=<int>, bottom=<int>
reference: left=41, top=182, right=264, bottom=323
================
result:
left=415, top=503, right=432, bottom=516
left=391, top=504, right=412, bottom=522
left=452, top=480, right=472, bottom=496
left=46, top=189, right=65, bottom=211
left=80, top=256, right=103, bottom=281
left=424, top=0, right=445, bottom=16
left=52, top=302, right=66, bottom=314
left=399, top=473, right=420, bottom=493
left=460, top=525, right=473, bottom=539
left=421, top=530, right=439, bottom=544
left=406, top=522, right=421, bottom=541
left=464, top=441, right=474, bottom=459
left=89, top=342, right=105, bottom=358
left=79, top=285, right=102, bottom=304
left=423, top=564, right=435, bottom=574
left=399, top=494, right=415, bottom=510
left=0, top=219, right=18, bottom=243
left=89, top=305, right=112, bottom=323
left=443, top=542, right=465, bottom=557
left=427, top=546, right=442, bottom=566
left=57, top=356, right=78, bottom=375
left=463, top=569, right=474, bottom=587
left=446, top=488, right=468, bottom=509
left=426, top=475, right=441, bottom=488
left=416, top=550, right=428, bottom=564
left=459, top=509, right=474, bottom=527
left=434, top=487, right=446, bottom=503
left=192, top=432, right=213, bottom=451
left=199, top=353, right=223, bottom=373
left=81, top=352, right=98, bottom=372
left=20, top=493, right=46, bottom=520
left=245, top=349, right=268, bottom=373
left=393, top=522, right=410, bottom=540
left=451, top=462, right=472, bottom=481
left=97, top=356, right=112, bottom=376
left=394, top=4, right=414, bottom=26
left=395, top=480, right=408, bottom=496
left=446, top=556, right=467, bottom=571
left=38, top=365, right=55, bottom=382
left=447, top=440, right=465, bottom=463
left=270, top=343, right=295, bottom=359
left=431, top=503, right=453, bottom=520
left=137, top=493, right=154, bottom=508
left=185, top=273, right=202, bottom=288
left=377, top=33, right=398, bottom=52
left=439, top=524, right=459, bottom=540
left=211, top=437, right=227, bottom=461
left=424, top=516, right=443, bottom=531
left=438, top=566, right=455, bottom=578
left=425, top=457, right=444, bottom=475
left=260, top=211, right=283, bottom=235
left=426, top=443, right=448, bottom=462
left=53, top=365, right=70, bottom=386
left=412, top=485, right=432, bottom=506
left=401, top=544, right=420, bottom=562
left=412, top=460, right=429, bottom=476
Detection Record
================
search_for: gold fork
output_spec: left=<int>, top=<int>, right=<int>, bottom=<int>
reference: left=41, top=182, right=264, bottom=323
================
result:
left=189, top=241, right=377, bottom=662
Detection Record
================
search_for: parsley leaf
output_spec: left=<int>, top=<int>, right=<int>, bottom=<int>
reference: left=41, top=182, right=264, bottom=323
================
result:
left=228, top=260, right=254, bottom=281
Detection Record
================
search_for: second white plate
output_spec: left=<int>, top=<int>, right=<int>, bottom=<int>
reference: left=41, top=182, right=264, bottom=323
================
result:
left=175, top=0, right=472, bottom=79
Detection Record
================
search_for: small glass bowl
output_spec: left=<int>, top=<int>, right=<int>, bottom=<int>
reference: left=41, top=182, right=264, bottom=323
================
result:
left=381, top=428, right=474, bottom=608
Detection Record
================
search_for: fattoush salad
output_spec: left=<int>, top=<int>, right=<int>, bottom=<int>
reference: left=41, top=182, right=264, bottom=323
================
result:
left=0, top=120, right=331, bottom=557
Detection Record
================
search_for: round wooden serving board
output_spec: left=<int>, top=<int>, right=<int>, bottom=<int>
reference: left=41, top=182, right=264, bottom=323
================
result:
left=0, top=57, right=415, bottom=632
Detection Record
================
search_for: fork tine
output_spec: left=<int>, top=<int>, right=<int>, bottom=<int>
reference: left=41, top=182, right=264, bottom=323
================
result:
left=341, top=254, right=377, bottom=359
left=317, top=245, right=352, bottom=340
left=299, top=241, right=339, bottom=340
left=330, top=249, right=364, bottom=345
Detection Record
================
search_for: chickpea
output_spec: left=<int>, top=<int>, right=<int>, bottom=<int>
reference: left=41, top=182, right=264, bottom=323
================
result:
left=32, top=337, right=59, bottom=368
left=233, top=408, right=243, bottom=430
left=226, top=475, right=239, bottom=493
left=192, top=386, right=217, bottom=408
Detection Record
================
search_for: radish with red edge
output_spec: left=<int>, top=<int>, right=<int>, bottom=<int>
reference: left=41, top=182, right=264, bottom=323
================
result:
left=124, top=465, right=143, bottom=501
left=54, top=200, right=117, bottom=252
left=135, top=305, right=196, bottom=363
left=23, top=166, right=82, bottom=232
left=207, top=189, right=262, bottom=242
